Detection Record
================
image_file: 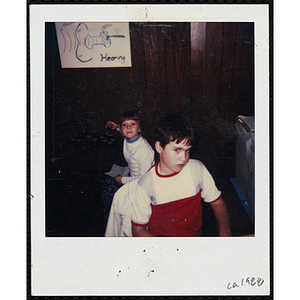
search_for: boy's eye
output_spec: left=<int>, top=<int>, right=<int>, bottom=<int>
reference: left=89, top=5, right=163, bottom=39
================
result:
left=174, top=148, right=190, bottom=153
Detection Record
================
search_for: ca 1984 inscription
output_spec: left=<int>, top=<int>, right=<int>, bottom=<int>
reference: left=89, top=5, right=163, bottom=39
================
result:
left=227, top=277, right=264, bottom=289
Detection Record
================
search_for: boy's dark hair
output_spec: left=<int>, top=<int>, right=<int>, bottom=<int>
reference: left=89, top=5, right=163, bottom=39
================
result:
left=120, top=110, right=142, bottom=128
left=154, top=113, right=194, bottom=148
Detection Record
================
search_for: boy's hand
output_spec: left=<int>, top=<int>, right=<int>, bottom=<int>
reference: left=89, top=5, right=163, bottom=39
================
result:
left=132, top=224, right=155, bottom=237
left=219, top=228, right=232, bottom=237
left=105, top=121, right=119, bottom=130
left=114, top=175, right=123, bottom=184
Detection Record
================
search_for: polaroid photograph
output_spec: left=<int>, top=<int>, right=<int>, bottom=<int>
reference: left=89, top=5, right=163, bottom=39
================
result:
left=29, top=2, right=272, bottom=297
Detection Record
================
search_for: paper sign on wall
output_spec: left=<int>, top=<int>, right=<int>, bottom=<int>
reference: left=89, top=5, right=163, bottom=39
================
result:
left=55, top=22, right=132, bottom=68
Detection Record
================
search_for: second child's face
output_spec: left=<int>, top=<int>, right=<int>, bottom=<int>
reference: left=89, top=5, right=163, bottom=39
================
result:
left=156, top=139, right=192, bottom=175
left=121, top=119, right=141, bottom=141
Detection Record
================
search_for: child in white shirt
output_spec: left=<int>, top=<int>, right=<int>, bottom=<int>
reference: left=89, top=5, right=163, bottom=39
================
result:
left=104, top=110, right=155, bottom=237
left=105, top=110, right=155, bottom=184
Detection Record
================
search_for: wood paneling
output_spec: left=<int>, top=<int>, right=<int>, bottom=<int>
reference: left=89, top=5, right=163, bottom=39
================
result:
left=190, top=22, right=254, bottom=177
left=143, top=23, right=168, bottom=127
left=190, top=22, right=206, bottom=124
left=230, top=22, right=254, bottom=118
left=163, top=22, right=191, bottom=115
left=219, top=23, right=237, bottom=119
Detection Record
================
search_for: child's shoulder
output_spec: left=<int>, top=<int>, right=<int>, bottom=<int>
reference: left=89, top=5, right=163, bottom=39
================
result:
left=137, top=163, right=156, bottom=191
left=139, top=135, right=152, bottom=145
left=136, top=136, right=154, bottom=152
left=188, top=158, right=205, bottom=169
left=186, top=159, right=210, bottom=179
left=187, top=159, right=214, bottom=184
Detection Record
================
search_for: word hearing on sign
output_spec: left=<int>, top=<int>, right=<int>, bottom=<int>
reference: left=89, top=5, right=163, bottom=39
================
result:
left=100, top=53, right=126, bottom=64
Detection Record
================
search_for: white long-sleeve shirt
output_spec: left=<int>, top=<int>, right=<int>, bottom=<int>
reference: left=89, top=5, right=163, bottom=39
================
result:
left=121, top=135, right=155, bottom=184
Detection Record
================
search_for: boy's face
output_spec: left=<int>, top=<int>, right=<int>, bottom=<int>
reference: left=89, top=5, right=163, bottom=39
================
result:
left=121, top=119, right=141, bottom=141
left=155, top=139, right=192, bottom=175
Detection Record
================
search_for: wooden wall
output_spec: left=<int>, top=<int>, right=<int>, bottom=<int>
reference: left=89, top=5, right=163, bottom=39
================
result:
left=190, top=22, right=254, bottom=177
left=45, top=22, right=253, bottom=178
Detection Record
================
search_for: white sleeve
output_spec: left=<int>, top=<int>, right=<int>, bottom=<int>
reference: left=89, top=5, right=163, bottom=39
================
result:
left=131, top=183, right=152, bottom=225
left=200, top=165, right=221, bottom=202
left=189, top=159, right=221, bottom=203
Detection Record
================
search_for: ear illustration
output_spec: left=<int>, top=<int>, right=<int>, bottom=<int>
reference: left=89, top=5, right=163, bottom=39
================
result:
left=75, top=23, right=93, bottom=63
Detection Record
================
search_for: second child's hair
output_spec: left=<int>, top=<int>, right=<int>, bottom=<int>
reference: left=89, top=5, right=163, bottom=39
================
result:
left=154, top=113, right=194, bottom=148
left=120, top=110, right=142, bottom=128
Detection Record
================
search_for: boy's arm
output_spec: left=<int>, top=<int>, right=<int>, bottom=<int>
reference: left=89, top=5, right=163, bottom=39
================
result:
left=105, top=121, right=119, bottom=130
left=132, top=224, right=155, bottom=237
left=209, top=196, right=232, bottom=236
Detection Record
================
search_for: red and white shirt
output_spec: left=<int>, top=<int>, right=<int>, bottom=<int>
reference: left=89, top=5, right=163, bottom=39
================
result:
left=131, top=159, right=221, bottom=236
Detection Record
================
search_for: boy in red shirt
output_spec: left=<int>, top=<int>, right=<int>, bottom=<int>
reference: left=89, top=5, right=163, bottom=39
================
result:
left=131, top=113, right=232, bottom=237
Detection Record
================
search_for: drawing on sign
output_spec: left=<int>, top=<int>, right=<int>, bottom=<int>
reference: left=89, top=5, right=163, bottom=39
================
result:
left=75, top=23, right=125, bottom=63
left=55, top=22, right=131, bottom=68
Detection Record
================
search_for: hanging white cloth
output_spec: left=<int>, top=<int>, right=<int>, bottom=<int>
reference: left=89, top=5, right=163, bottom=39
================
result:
left=104, top=179, right=139, bottom=237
